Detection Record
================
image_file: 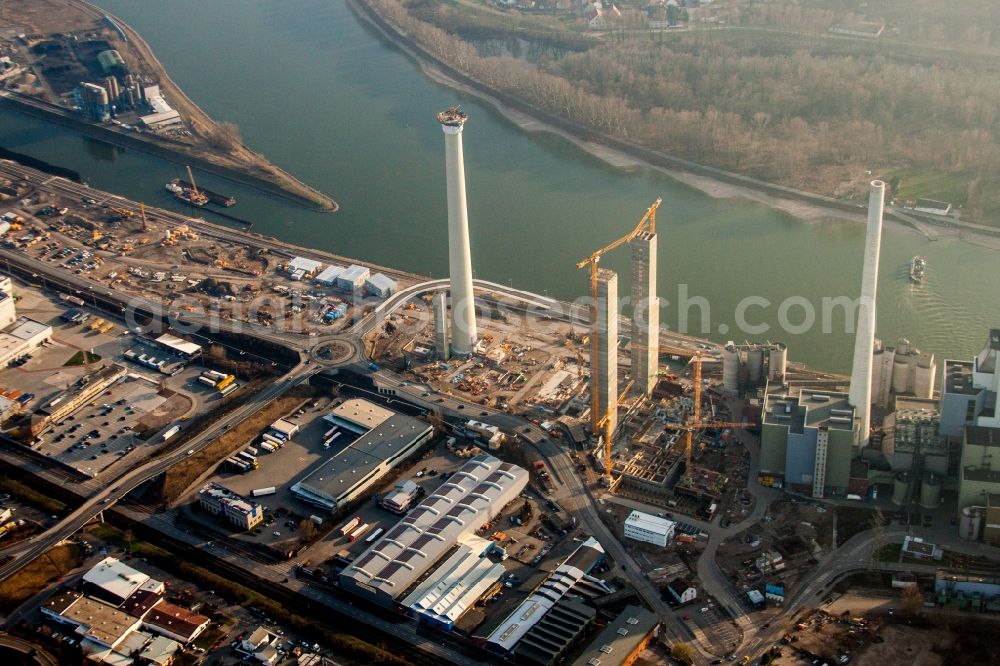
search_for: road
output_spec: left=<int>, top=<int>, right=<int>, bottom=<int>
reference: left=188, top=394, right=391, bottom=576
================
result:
left=0, top=632, right=59, bottom=666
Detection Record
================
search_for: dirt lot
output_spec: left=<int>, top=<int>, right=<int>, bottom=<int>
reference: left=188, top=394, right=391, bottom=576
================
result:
left=854, top=625, right=950, bottom=666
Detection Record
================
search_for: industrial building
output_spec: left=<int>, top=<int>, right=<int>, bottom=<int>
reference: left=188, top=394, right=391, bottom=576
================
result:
left=380, top=479, right=421, bottom=514
left=198, top=483, right=265, bottom=530
left=623, top=510, right=676, bottom=546
left=285, top=256, right=323, bottom=281
left=881, top=397, right=948, bottom=475
left=314, top=264, right=345, bottom=286
left=291, top=399, right=434, bottom=512
left=438, top=107, right=478, bottom=355
left=82, top=557, right=165, bottom=606
left=142, top=601, right=211, bottom=644
left=570, top=605, right=658, bottom=666
left=336, top=264, right=370, bottom=292
left=365, top=272, right=397, bottom=298
left=759, top=389, right=857, bottom=497
left=0, top=315, right=52, bottom=367
left=76, top=82, right=111, bottom=121
left=721, top=342, right=787, bottom=395
left=848, top=181, right=886, bottom=448
left=940, top=329, right=1000, bottom=437
left=340, top=455, right=528, bottom=608
left=871, top=337, right=937, bottom=408
left=484, top=536, right=606, bottom=657
left=46, top=595, right=141, bottom=651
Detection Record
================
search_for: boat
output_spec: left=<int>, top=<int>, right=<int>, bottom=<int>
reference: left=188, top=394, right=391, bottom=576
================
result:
left=165, top=166, right=208, bottom=208
left=909, top=256, right=926, bottom=283
left=169, top=178, right=236, bottom=207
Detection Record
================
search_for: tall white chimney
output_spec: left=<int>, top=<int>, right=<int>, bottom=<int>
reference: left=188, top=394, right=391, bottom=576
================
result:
left=437, top=107, right=477, bottom=355
left=848, top=180, right=885, bottom=448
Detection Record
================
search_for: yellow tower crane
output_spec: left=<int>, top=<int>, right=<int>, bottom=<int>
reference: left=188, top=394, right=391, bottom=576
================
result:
left=139, top=202, right=149, bottom=232
left=575, top=197, right=661, bottom=435
left=661, top=352, right=748, bottom=479
left=594, top=379, right=633, bottom=484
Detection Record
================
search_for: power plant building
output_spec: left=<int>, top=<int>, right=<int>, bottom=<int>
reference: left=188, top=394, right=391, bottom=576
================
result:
left=881, top=397, right=948, bottom=475
left=871, top=337, right=937, bottom=408
left=340, top=454, right=528, bottom=608
left=759, top=389, right=856, bottom=497
left=438, top=107, right=477, bottom=355
left=721, top=342, right=787, bottom=395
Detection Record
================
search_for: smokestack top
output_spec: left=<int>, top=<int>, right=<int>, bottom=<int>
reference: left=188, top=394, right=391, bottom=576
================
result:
left=437, top=106, right=468, bottom=129
left=870, top=179, right=885, bottom=191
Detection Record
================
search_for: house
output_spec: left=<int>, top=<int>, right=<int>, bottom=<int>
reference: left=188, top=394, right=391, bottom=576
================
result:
left=254, top=644, right=280, bottom=665
left=241, top=627, right=275, bottom=654
left=666, top=578, right=697, bottom=605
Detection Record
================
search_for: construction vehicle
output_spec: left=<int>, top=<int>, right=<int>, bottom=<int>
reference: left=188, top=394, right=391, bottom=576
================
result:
left=88, top=318, right=106, bottom=331
left=99, top=322, right=114, bottom=334
left=660, top=352, right=748, bottom=479
left=91, top=229, right=102, bottom=243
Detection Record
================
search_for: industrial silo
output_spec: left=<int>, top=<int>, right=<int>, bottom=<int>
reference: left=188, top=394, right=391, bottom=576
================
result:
left=722, top=343, right=740, bottom=394
left=891, top=355, right=910, bottom=394
left=915, top=357, right=936, bottom=399
left=891, top=472, right=911, bottom=506
left=919, top=474, right=941, bottom=510
left=960, top=506, right=984, bottom=541
left=768, top=343, right=787, bottom=381
left=747, top=348, right=765, bottom=385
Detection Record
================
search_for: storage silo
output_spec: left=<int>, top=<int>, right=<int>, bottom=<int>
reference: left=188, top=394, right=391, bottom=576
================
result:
left=722, top=342, right=740, bottom=394
left=891, top=354, right=910, bottom=394
left=915, top=357, right=936, bottom=399
left=891, top=472, right=911, bottom=506
left=747, top=348, right=765, bottom=385
left=768, top=343, right=787, bottom=381
left=960, top=506, right=984, bottom=542
left=919, top=474, right=941, bottom=510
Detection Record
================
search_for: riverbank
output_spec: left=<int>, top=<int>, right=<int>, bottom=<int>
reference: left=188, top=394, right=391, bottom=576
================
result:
left=351, top=0, right=1000, bottom=251
left=2, top=0, right=338, bottom=212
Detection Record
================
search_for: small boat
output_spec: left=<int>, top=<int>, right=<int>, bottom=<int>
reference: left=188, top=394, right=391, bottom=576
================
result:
left=909, top=256, right=926, bottom=283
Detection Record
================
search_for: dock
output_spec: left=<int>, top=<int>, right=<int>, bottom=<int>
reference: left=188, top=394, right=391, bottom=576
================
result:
left=170, top=178, right=236, bottom=207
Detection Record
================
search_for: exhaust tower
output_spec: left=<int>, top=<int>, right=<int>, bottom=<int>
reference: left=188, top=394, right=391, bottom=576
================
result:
left=437, top=106, right=477, bottom=355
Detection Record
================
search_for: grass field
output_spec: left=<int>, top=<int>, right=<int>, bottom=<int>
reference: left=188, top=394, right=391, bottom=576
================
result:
left=0, top=543, right=83, bottom=613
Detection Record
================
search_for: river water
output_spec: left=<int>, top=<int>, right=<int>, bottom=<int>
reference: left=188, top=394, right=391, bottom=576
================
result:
left=0, top=0, right=996, bottom=373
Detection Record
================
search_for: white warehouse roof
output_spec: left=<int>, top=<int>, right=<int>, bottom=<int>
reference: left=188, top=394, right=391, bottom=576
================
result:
left=154, top=333, right=202, bottom=357
left=365, top=272, right=396, bottom=293
left=341, top=455, right=528, bottom=601
left=314, top=265, right=346, bottom=284
left=83, top=557, right=151, bottom=602
left=339, top=264, right=370, bottom=283
left=624, top=510, right=676, bottom=536
left=288, top=256, right=323, bottom=274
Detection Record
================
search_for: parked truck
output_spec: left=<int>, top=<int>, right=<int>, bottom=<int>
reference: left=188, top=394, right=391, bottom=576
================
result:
left=348, top=523, right=371, bottom=542
left=252, top=487, right=276, bottom=497
left=162, top=425, right=181, bottom=441
left=338, top=516, right=361, bottom=537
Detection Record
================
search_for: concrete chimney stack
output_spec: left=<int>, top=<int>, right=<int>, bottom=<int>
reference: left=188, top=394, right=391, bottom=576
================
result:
left=848, top=180, right=885, bottom=448
left=437, top=107, right=477, bottom=355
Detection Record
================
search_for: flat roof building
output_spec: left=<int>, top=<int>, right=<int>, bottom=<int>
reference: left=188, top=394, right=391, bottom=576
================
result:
left=515, top=597, right=595, bottom=666
left=341, top=455, right=528, bottom=607
left=199, top=483, right=265, bottom=530
left=291, top=399, right=434, bottom=513
left=570, top=604, right=658, bottom=666
left=82, top=557, right=160, bottom=606
left=623, top=510, right=676, bottom=547
left=143, top=600, right=211, bottom=644
left=759, top=389, right=856, bottom=498
left=153, top=333, right=202, bottom=359
left=57, top=596, right=142, bottom=649
left=336, top=264, right=370, bottom=291
left=314, top=265, right=346, bottom=286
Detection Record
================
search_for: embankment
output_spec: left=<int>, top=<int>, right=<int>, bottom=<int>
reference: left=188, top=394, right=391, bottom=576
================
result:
left=350, top=0, right=1000, bottom=247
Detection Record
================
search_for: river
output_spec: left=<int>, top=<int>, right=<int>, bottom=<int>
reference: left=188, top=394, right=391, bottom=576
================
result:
left=0, top=0, right=996, bottom=373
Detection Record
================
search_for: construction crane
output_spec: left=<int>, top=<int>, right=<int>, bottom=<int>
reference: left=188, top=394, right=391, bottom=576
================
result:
left=139, top=202, right=150, bottom=232
left=576, top=197, right=662, bottom=436
left=186, top=165, right=201, bottom=199
left=661, top=352, right=747, bottom=479
left=594, top=379, right=633, bottom=485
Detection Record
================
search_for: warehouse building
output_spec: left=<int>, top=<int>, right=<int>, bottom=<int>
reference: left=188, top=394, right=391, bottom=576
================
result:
left=570, top=605, right=659, bottom=666
left=484, top=537, right=606, bottom=657
left=29, top=364, right=128, bottom=437
left=314, top=264, right=346, bottom=286
left=286, top=256, right=323, bottom=281
left=291, top=399, right=434, bottom=513
left=143, top=601, right=211, bottom=644
left=364, top=273, right=397, bottom=298
left=48, top=595, right=142, bottom=651
left=82, top=557, right=164, bottom=607
left=340, top=455, right=528, bottom=608
left=515, top=597, right=595, bottom=666
left=336, top=264, right=370, bottom=291
left=0, top=314, right=52, bottom=367
left=198, top=483, right=265, bottom=530
left=269, top=418, right=300, bottom=439
left=623, top=510, right=676, bottom=546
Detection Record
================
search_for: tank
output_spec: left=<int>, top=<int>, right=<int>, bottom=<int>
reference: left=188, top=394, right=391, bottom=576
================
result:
left=722, top=342, right=740, bottom=393
left=919, top=474, right=941, bottom=509
left=891, top=472, right=911, bottom=506
left=897, top=338, right=911, bottom=355
left=960, top=506, right=985, bottom=541
left=747, top=349, right=765, bottom=384
left=915, top=359, right=936, bottom=399
left=891, top=356, right=911, bottom=394
left=768, top=343, right=787, bottom=381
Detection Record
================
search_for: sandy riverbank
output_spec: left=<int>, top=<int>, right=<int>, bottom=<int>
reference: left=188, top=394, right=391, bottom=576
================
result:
left=353, top=0, right=1000, bottom=251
